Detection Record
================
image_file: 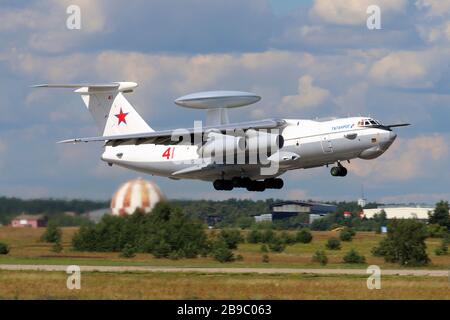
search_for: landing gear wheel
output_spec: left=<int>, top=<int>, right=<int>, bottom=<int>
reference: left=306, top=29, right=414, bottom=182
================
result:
left=330, top=167, right=340, bottom=176
left=246, top=181, right=266, bottom=192
left=213, top=180, right=234, bottom=191
left=264, top=178, right=284, bottom=189
left=231, top=177, right=251, bottom=188
left=330, top=165, right=348, bottom=177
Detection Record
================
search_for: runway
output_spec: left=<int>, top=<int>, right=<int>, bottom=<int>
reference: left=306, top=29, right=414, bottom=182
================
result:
left=0, top=264, right=448, bottom=277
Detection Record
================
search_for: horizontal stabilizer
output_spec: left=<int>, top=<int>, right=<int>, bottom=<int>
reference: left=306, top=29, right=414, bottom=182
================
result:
left=32, top=82, right=138, bottom=93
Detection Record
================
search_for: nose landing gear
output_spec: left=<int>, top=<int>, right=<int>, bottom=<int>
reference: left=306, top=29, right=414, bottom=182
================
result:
left=330, top=163, right=347, bottom=177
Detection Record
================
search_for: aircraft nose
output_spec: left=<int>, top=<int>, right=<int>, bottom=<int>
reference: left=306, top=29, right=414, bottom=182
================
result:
left=389, top=131, right=397, bottom=141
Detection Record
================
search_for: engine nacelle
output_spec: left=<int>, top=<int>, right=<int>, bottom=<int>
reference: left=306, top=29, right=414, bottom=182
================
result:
left=245, top=130, right=284, bottom=155
left=200, top=132, right=246, bottom=156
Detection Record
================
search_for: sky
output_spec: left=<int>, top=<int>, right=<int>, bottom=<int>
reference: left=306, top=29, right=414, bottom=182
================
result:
left=0, top=0, right=449, bottom=204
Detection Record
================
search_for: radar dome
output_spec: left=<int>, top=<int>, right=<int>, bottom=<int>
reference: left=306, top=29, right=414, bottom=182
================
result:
left=111, top=178, right=166, bottom=216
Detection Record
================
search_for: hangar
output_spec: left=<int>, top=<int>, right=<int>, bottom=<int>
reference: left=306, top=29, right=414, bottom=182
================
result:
left=254, top=201, right=338, bottom=225
left=363, top=206, right=433, bottom=220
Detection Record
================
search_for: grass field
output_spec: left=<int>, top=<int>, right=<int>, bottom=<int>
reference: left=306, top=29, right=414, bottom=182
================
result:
left=0, top=270, right=449, bottom=299
left=0, top=227, right=449, bottom=269
left=0, top=226, right=449, bottom=299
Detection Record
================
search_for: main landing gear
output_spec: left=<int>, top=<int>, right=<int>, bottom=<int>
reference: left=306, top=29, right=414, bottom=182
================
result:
left=330, top=162, right=347, bottom=177
left=213, top=177, right=284, bottom=192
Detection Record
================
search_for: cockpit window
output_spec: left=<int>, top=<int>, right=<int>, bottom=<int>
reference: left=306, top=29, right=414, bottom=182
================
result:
left=359, top=119, right=381, bottom=127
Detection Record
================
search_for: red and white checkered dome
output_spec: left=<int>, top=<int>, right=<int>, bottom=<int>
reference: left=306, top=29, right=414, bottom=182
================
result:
left=110, top=178, right=166, bottom=216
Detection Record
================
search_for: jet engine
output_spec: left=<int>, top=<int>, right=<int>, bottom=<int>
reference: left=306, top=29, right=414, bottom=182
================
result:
left=244, top=130, right=284, bottom=156
left=200, top=132, right=246, bottom=156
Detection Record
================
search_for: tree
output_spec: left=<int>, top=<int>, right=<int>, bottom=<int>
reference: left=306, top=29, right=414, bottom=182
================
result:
left=339, top=229, right=353, bottom=242
left=0, top=242, right=9, bottom=255
left=434, top=237, right=448, bottom=256
left=429, top=201, right=450, bottom=230
left=236, top=216, right=253, bottom=229
left=426, top=224, right=448, bottom=238
left=312, top=250, right=328, bottom=265
left=326, top=238, right=341, bottom=250
left=72, top=203, right=209, bottom=259
left=211, top=240, right=235, bottom=263
left=219, top=229, right=243, bottom=249
left=310, top=218, right=331, bottom=231
left=343, top=249, right=366, bottom=264
left=372, top=219, right=430, bottom=266
left=279, top=231, right=296, bottom=245
left=373, top=210, right=388, bottom=233
left=296, top=228, right=313, bottom=244
left=52, top=240, right=63, bottom=253
left=120, top=243, right=136, bottom=258
left=41, top=221, right=62, bottom=243
left=268, top=237, right=286, bottom=253
left=261, top=229, right=275, bottom=243
left=247, top=229, right=262, bottom=243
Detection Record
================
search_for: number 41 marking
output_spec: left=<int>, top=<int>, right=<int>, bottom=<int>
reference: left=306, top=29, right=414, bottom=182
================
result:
left=162, top=147, right=175, bottom=159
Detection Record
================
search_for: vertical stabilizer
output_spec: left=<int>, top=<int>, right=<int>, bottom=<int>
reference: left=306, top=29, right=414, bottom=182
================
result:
left=34, top=82, right=153, bottom=136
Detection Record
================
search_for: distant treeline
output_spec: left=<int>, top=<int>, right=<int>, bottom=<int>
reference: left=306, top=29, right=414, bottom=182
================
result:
left=0, top=195, right=381, bottom=229
left=171, top=199, right=380, bottom=230
left=0, top=197, right=109, bottom=224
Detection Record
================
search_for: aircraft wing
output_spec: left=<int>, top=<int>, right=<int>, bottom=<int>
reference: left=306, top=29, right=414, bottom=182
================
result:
left=57, top=118, right=287, bottom=145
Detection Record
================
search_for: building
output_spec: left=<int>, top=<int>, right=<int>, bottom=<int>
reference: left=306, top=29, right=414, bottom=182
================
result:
left=363, top=206, right=434, bottom=220
left=111, top=178, right=166, bottom=216
left=84, top=208, right=110, bottom=223
left=271, top=201, right=337, bottom=217
left=254, top=201, right=338, bottom=225
left=11, top=213, right=47, bottom=228
left=357, top=198, right=367, bottom=208
left=254, top=214, right=273, bottom=223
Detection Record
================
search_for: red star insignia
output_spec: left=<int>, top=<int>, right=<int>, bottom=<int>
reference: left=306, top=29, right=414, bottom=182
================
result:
left=115, top=108, right=128, bottom=125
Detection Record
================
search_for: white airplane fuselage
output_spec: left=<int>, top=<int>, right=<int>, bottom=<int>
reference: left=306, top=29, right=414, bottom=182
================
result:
left=101, top=116, right=397, bottom=182
left=36, top=83, right=402, bottom=191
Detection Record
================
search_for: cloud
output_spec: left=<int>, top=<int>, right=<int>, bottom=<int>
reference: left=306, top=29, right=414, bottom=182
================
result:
left=415, top=0, right=450, bottom=17
left=334, top=82, right=369, bottom=114
left=368, top=49, right=448, bottom=88
left=287, top=189, right=309, bottom=200
left=0, top=0, right=275, bottom=55
left=348, top=135, right=449, bottom=181
left=0, top=139, right=7, bottom=169
left=310, top=0, right=407, bottom=26
left=1, top=0, right=450, bottom=202
left=379, top=192, right=450, bottom=204
left=0, top=0, right=107, bottom=54
left=7, top=49, right=325, bottom=122
left=279, top=75, right=330, bottom=110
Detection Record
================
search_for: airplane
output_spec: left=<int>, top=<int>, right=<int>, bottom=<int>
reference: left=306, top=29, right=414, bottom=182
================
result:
left=34, top=82, right=409, bottom=192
